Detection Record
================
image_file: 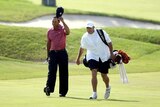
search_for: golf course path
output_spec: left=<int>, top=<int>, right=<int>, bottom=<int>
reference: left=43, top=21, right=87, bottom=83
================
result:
left=0, top=14, right=160, bottom=29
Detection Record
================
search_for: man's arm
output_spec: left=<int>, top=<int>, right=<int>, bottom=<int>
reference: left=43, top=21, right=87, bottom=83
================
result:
left=108, top=42, right=115, bottom=60
left=47, top=39, right=51, bottom=60
left=76, top=47, right=84, bottom=65
left=59, top=17, right=70, bottom=35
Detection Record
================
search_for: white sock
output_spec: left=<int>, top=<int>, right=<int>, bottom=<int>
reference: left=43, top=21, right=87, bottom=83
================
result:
left=93, top=92, right=97, bottom=96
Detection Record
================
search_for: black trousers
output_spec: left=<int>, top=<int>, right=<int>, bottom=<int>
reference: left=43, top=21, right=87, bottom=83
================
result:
left=46, top=49, right=68, bottom=96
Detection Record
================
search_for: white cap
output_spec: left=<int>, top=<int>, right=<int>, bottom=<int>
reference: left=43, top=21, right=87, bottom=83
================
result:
left=86, top=21, right=94, bottom=28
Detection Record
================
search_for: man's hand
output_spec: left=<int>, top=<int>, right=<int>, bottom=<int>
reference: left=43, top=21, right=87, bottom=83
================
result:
left=43, top=57, right=50, bottom=64
left=76, top=59, right=81, bottom=65
left=58, top=17, right=64, bottom=23
left=110, top=54, right=116, bottom=60
left=58, top=17, right=70, bottom=35
left=46, top=57, right=50, bottom=62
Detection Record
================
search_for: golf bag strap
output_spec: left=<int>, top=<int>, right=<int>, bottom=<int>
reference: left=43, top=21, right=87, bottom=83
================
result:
left=96, top=29, right=109, bottom=46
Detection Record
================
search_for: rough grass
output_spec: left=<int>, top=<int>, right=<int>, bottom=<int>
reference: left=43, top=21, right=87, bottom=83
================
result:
left=0, top=0, right=55, bottom=22
left=0, top=25, right=47, bottom=60
left=0, top=25, right=160, bottom=61
left=105, top=27, right=160, bottom=45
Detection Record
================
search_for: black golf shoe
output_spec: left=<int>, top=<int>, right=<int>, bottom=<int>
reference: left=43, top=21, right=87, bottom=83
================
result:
left=59, top=94, right=66, bottom=97
left=44, top=87, right=50, bottom=96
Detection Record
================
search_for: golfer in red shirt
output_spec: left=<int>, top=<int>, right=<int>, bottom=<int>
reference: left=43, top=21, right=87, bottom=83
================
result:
left=44, top=16, right=70, bottom=97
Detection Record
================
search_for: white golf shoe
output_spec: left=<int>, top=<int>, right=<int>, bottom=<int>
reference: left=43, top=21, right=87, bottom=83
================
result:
left=104, top=86, right=111, bottom=99
left=89, top=93, right=97, bottom=99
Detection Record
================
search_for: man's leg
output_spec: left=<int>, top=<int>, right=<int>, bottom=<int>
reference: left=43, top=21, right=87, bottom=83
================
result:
left=46, top=59, right=57, bottom=92
left=59, top=62, right=68, bottom=97
left=91, top=69, right=98, bottom=92
left=101, top=73, right=109, bottom=88
left=58, top=50, right=68, bottom=97
left=101, top=73, right=111, bottom=99
left=88, top=59, right=99, bottom=99
left=44, top=51, right=57, bottom=96
left=89, top=69, right=98, bottom=99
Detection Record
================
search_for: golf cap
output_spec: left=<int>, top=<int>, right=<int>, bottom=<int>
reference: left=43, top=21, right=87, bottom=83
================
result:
left=86, top=22, right=94, bottom=28
left=56, top=7, right=64, bottom=18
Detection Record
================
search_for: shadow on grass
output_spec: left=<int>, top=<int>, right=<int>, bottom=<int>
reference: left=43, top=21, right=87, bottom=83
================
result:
left=108, top=98, right=139, bottom=102
left=66, top=96, right=139, bottom=102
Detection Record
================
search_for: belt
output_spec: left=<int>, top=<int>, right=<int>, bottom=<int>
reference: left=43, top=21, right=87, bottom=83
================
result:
left=51, top=49, right=65, bottom=52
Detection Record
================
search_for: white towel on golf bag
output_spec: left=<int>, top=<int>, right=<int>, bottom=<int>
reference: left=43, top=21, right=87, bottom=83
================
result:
left=118, top=63, right=128, bottom=84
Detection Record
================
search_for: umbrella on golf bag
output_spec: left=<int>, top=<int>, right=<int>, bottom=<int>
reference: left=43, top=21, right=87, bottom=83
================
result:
left=118, top=63, right=128, bottom=84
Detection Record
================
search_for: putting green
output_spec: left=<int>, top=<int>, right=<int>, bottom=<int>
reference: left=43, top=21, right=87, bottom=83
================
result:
left=0, top=72, right=159, bottom=107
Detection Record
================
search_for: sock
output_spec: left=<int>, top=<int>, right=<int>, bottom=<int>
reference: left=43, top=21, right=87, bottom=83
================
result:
left=93, top=92, right=97, bottom=96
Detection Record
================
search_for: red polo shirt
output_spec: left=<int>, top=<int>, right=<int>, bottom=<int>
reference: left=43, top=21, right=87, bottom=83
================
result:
left=47, top=25, right=66, bottom=50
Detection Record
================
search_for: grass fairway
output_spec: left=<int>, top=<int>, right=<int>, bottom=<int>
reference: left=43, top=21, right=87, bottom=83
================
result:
left=0, top=72, right=160, bottom=107
left=57, top=0, right=160, bottom=22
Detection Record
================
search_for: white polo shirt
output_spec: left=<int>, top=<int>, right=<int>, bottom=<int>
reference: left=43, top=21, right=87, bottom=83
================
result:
left=81, top=29, right=111, bottom=62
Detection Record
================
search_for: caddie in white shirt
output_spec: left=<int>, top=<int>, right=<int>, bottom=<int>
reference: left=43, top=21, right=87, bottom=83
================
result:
left=76, top=22, right=115, bottom=99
